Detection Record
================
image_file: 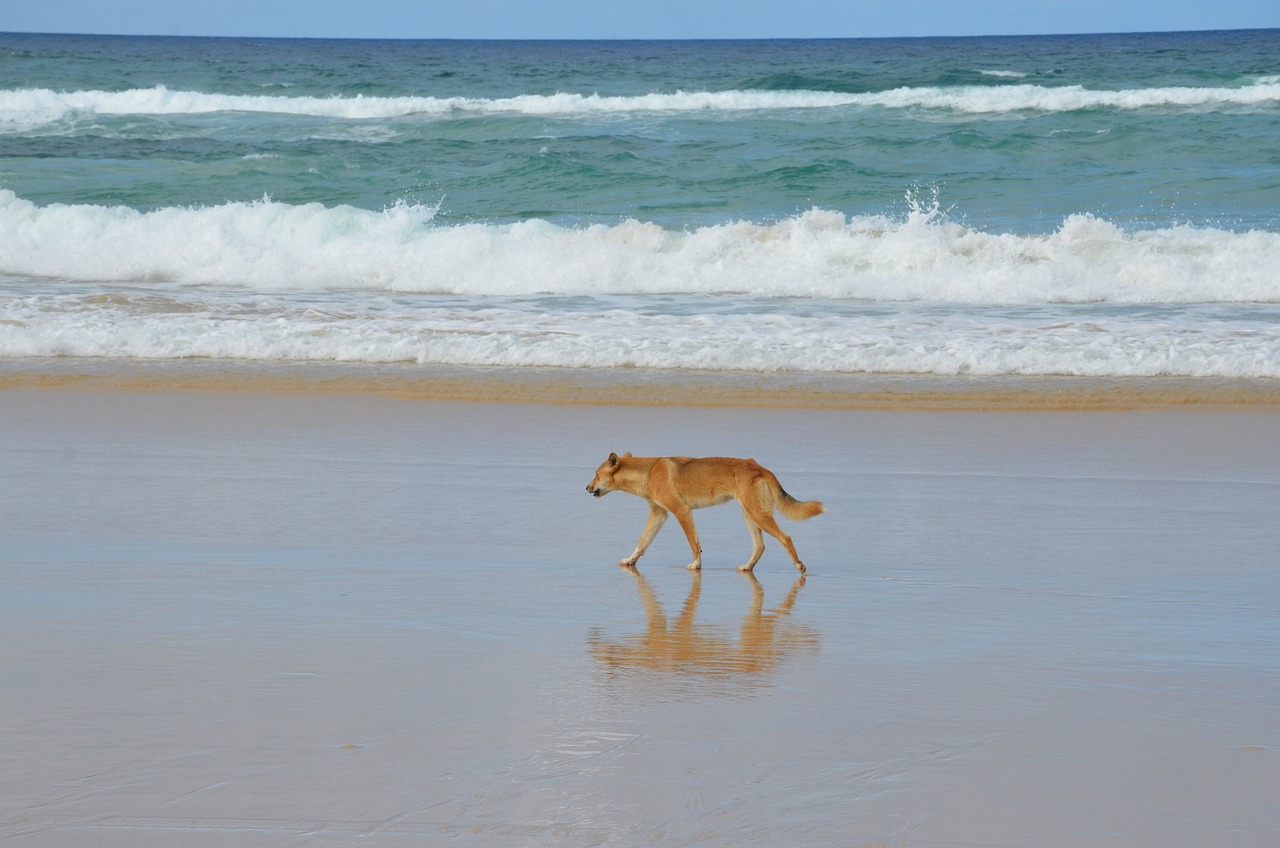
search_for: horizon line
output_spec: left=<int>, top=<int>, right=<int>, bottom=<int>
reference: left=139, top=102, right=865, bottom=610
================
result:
left=2, top=26, right=1276, bottom=43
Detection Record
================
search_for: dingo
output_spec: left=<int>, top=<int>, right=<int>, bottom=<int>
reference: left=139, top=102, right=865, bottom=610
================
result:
left=586, top=453, right=824, bottom=572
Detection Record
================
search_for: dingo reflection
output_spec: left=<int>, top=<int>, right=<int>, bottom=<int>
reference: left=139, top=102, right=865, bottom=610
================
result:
left=590, top=568, right=818, bottom=687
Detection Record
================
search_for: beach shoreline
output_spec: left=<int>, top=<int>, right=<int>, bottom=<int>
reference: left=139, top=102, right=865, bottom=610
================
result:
left=5, top=28, right=1279, bottom=845
left=4, top=357, right=1280, bottom=411
left=3, top=384, right=1278, bottom=847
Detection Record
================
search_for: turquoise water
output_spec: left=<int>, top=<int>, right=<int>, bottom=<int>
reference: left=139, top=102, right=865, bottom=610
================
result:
left=2, top=30, right=1279, bottom=377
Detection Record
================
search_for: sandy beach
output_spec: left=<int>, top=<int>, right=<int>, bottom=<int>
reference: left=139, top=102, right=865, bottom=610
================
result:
left=2, top=382, right=1278, bottom=847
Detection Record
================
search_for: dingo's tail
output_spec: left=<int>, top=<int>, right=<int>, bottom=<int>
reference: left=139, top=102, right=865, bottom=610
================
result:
left=767, top=473, right=824, bottom=521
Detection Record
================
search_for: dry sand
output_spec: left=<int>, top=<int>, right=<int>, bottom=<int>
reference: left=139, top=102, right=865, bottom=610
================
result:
left=2, top=385, right=1278, bottom=847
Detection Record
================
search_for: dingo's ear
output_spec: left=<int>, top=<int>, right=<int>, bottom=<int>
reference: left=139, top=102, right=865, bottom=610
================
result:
left=607, top=452, right=619, bottom=467
left=622, top=451, right=632, bottom=458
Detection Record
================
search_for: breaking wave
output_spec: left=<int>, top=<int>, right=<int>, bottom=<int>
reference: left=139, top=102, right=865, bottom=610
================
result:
left=3, top=78, right=1278, bottom=131
left=3, top=190, right=1278, bottom=303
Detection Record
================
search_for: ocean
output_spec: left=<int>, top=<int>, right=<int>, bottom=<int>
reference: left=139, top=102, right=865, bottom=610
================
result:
left=2, top=29, right=1279, bottom=381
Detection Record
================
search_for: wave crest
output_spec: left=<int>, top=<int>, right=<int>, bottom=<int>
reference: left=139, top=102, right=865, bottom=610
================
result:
left=3, top=79, right=1277, bottom=130
left=1, top=190, right=1277, bottom=304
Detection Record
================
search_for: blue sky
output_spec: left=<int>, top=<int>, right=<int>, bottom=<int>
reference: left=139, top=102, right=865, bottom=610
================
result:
left=4, top=0, right=1276, bottom=39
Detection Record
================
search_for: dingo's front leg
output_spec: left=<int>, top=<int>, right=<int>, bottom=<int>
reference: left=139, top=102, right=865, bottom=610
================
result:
left=621, top=503, right=668, bottom=567
left=671, top=507, right=703, bottom=571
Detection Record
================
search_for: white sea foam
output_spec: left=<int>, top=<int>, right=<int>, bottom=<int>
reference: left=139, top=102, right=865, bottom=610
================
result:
left=2, top=190, right=1277, bottom=304
left=2, top=79, right=1278, bottom=130
left=3, top=284, right=1279, bottom=378
left=3, top=190, right=1279, bottom=378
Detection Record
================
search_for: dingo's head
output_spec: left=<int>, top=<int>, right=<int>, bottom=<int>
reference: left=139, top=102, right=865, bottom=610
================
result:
left=586, top=451, right=629, bottom=497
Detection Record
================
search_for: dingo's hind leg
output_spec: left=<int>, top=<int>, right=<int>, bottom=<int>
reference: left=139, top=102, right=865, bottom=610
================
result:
left=745, top=495, right=806, bottom=573
left=739, top=507, right=766, bottom=572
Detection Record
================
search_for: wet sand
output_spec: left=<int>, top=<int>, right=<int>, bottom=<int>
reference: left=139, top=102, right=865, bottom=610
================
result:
left=2, top=386, right=1278, bottom=847
left=6, top=357, right=1280, bottom=410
